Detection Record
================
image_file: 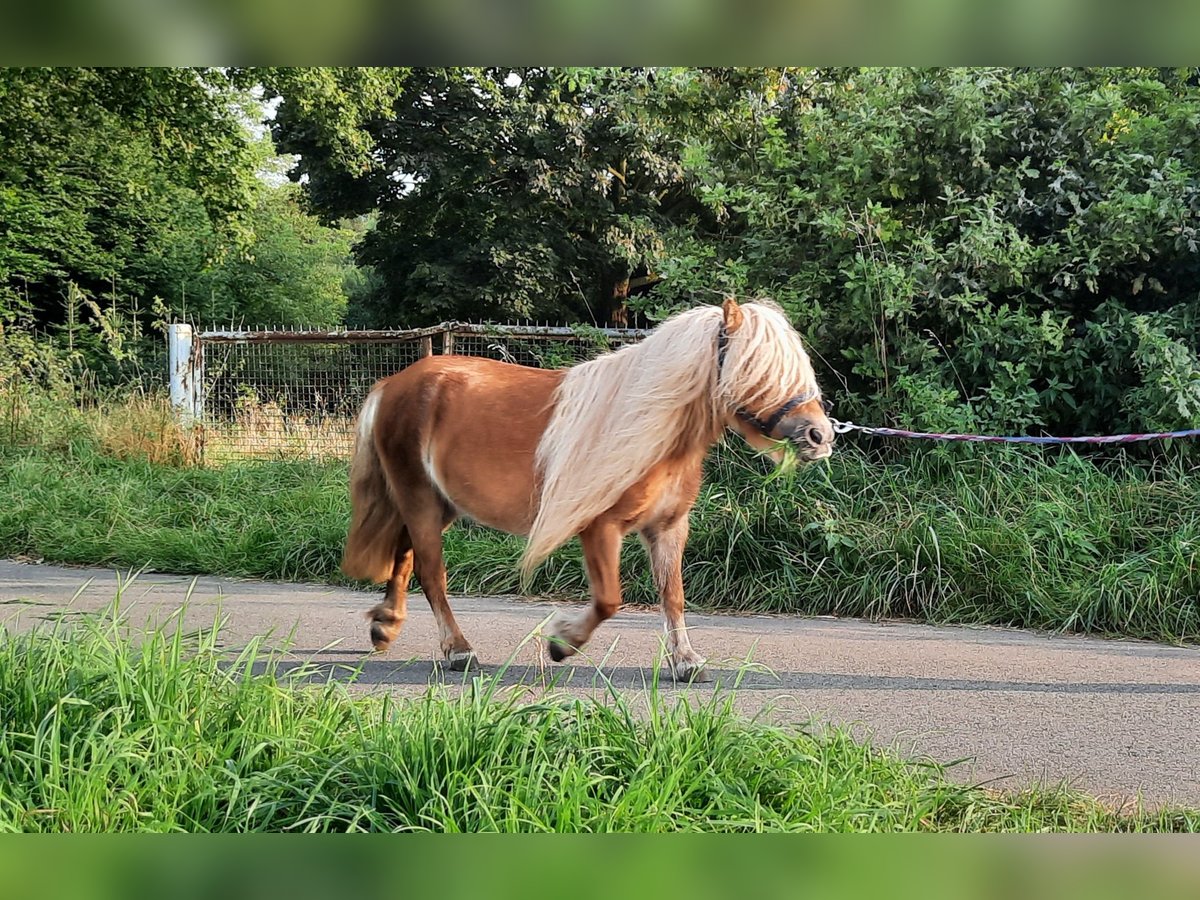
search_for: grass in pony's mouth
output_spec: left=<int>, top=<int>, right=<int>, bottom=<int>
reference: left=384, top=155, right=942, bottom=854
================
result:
left=1, top=599, right=1196, bottom=833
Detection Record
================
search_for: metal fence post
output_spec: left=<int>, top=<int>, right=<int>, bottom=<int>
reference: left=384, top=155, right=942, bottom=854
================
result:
left=167, top=323, right=199, bottom=425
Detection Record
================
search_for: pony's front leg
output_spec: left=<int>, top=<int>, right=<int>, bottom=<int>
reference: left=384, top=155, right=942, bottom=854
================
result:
left=407, top=503, right=475, bottom=671
left=545, top=521, right=623, bottom=663
left=643, top=517, right=710, bottom=683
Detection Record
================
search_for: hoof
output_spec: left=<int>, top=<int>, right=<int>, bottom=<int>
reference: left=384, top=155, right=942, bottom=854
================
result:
left=367, top=607, right=402, bottom=652
left=671, top=660, right=711, bottom=684
left=546, top=638, right=574, bottom=663
left=369, top=621, right=395, bottom=652
left=447, top=649, right=477, bottom=672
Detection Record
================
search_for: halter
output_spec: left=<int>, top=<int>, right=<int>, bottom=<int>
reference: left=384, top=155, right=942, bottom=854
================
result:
left=717, top=323, right=827, bottom=439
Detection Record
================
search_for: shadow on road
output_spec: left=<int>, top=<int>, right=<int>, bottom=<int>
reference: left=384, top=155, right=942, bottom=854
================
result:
left=269, top=652, right=1200, bottom=696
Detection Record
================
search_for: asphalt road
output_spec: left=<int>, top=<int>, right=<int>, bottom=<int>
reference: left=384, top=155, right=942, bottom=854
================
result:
left=2, top=559, right=1197, bottom=808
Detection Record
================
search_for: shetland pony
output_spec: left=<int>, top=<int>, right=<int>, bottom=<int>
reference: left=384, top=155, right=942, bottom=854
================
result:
left=342, top=298, right=833, bottom=681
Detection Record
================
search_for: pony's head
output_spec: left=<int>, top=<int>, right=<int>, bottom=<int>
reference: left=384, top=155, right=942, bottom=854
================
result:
left=717, top=297, right=834, bottom=463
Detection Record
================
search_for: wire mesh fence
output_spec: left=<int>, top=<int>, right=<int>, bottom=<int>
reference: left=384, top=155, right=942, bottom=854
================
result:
left=444, top=323, right=647, bottom=368
left=187, top=323, right=649, bottom=463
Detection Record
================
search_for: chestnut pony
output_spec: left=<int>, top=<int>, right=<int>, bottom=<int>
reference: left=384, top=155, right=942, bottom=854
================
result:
left=341, top=298, right=834, bottom=681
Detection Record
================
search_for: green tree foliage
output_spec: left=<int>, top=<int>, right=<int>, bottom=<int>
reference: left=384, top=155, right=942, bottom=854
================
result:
left=178, top=180, right=356, bottom=328
left=276, top=66, right=1200, bottom=433
left=270, top=67, right=754, bottom=326
left=0, top=68, right=358, bottom=381
left=0, top=68, right=256, bottom=321
left=666, top=67, right=1200, bottom=436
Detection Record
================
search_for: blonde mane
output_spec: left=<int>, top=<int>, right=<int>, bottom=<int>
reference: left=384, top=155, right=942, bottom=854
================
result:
left=521, top=300, right=819, bottom=573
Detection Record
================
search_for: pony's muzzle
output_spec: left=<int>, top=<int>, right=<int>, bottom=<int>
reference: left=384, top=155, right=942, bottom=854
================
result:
left=783, top=418, right=835, bottom=458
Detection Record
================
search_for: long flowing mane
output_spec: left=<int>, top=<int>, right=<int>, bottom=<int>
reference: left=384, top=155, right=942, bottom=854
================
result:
left=521, top=300, right=818, bottom=573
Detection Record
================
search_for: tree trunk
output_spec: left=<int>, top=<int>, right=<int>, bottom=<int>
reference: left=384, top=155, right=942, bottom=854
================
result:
left=607, top=276, right=629, bottom=327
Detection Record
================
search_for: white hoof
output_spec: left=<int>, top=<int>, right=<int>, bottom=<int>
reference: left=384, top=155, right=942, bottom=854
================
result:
left=671, top=656, right=711, bottom=683
left=446, top=649, right=477, bottom=672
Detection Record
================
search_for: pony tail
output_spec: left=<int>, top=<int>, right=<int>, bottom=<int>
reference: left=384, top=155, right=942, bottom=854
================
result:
left=519, top=523, right=564, bottom=583
left=341, top=391, right=403, bottom=583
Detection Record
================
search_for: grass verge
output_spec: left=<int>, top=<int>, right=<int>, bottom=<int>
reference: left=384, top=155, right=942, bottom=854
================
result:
left=2, top=435, right=1199, bottom=643
left=0, top=602, right=1195, bottom=832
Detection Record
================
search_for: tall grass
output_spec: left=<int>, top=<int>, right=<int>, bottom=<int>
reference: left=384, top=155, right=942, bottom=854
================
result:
left=2, top=386, right=1199, bottom=642
left=2, top=382, right=200, bottom=465
left=1, top=603, right=1194, bottom=832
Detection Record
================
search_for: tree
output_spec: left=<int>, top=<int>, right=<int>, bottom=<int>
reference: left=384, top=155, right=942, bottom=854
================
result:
left=185, top=179, right=357, bottom=328
left=0, top=68, right=258, bottom=324
left=269, top=67, right=762, bottom=326
left=669, top=67, right=1200, bottom=436
left=0, top=68, right=362, bottom=380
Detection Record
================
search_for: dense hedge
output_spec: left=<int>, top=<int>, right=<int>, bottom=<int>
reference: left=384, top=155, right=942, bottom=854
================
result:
left=656, top=68, right=1200, bottom=439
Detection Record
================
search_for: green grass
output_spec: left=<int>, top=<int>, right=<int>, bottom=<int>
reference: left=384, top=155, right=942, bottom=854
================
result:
left=2, top=436, right=1199, bottom=643
left=1, top=602, right=1195, bottom=833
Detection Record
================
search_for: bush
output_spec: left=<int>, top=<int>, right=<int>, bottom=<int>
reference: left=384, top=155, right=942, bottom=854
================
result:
left=655, top=68, right=1200, bottom=440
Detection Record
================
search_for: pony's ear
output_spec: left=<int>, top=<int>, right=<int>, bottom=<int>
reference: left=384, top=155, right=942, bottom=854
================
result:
left=722, top=297, right=745, bottom=333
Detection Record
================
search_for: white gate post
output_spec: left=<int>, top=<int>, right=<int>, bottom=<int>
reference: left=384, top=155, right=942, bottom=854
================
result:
left=167, top=323, right=201, bottom=426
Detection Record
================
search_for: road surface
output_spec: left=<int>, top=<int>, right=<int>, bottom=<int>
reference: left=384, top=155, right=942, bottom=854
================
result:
left=1, top=560, right=1197, bottom=808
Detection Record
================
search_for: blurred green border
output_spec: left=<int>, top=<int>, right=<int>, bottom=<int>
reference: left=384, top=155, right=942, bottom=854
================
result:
left=5, top=2, right=1200, bottom=64
left=1, top=840, right=1199, bottom=900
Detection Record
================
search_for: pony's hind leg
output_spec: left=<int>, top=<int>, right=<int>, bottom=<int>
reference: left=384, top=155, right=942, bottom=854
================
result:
left=545, top=521, right=623, bottom=663
left=367, top=528, right=414, bottom=651
left=407, top=501, right=476, bottom=671
left=643, top=517, right=710, bottom=683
